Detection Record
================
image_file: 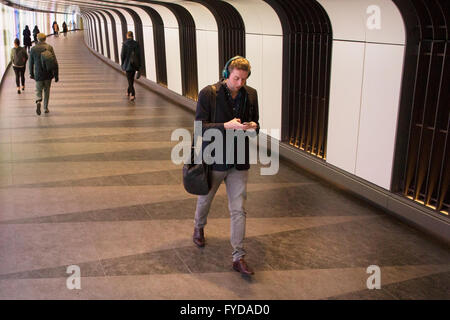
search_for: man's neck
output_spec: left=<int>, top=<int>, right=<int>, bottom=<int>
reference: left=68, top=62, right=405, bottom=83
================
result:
left=225, top=81, right=239, bottom=99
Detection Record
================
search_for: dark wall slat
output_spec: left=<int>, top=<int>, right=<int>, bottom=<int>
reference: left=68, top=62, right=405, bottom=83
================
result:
left=392, top=0, right=449, bottom=215
left=264, top=0, right=332, bottom=160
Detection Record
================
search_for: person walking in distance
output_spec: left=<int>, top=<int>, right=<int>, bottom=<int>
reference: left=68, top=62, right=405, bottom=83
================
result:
left=10, top=38, right=28, bottom=94
left=29, top=33, right=59, bottom=115
left=192, top=56, right=260, bottom=276
left=52, top=21, right=59, bottom=37
left=62, top=21, right=68, bottom=37
left=120, top=31, right=141, bottom=101
left=23, top=25, right=32, bottom=52
left=32, top=25, right=40, bottom=44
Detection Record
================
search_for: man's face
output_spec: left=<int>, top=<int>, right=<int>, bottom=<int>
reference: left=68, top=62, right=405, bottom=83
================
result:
left=226, top=68, right=249, bottom=93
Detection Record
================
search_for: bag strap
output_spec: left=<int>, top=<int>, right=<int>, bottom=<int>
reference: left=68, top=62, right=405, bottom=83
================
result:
left=190, top=85, right=218, bottom=159
left=210, top=84, right=217, bottom=123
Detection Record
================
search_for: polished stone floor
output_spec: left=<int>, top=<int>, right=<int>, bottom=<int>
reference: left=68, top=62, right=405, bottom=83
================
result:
left=0, top=31, right=448, bottom=300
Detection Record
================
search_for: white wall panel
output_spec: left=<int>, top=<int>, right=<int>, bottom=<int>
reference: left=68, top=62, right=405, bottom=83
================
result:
left=87, top=14, right=95, bottom=51
left=318, top=0, right=407, bottom=189
left=129, top=7, right=155, bottom=80
left=246, top=33, right=263, bottom=99
left=140, top=3, right=181, bottom=92
left=132, top=7, right=152, bottom=27
left=83, top=15, right=90, bottom=47
left=92, top=14, right=99, bottom=52
left=101, top=9, right=123, bottom=60
left=224, top=0, right=282, bottom=35
left=108, top=10, right=124, bottom=48
left=175, top=1, right=219, bottom=90
left=261, top=35, right=283, bottom=139
left=196, top=30, right=219, bottom=90
left=89, top=16, right=94, bottom=50
left=165, top=28, right=182, bottom=94
left=326, top=41, right=365, bottom=173
left=317, top=0, right=367, bottom=42
left=96, top=12, right=108, bottom=56
left=143, top=25, right=157, bottom=81
left=114, top=8, right=135, bottom=35
left=104, top=13, right=116, bottom=62
left=317, top=0, right=405, bottom=44
left=245, top=34, right=282, bottom=138
left=144, top=4, right=177, bottom=28
left=365, top=0, right=405, bottom=45
left=180, top=2, right=218, bottom=31
left=87, top=16, right=93, bottom=48
left=355, top=43, right=405, bottom=189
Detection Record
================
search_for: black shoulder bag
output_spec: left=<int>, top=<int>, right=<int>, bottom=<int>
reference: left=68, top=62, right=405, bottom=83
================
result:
left=182, top=85, right=217, bottom=195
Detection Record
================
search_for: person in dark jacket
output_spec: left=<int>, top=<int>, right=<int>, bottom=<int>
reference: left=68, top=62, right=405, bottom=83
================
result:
left=29, top=33, right=59, bottom=115
left=23, top=26, right=32, bottom=52
left=192, top=56, right=259, bottom=276
left=62, top=22, right=68, bottom=37
left=120, top=31, right=141, bottom=101
left=32, top=25, right=40, bottom=44
left=52, top=21, right=59, bottom=36
left=10, top=38, right=28, bottom=94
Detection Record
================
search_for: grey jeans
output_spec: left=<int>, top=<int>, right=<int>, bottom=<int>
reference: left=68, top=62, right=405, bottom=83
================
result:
left=194, top=167, right=249, bottom=262
left=35, top=79, right=52, bottom=109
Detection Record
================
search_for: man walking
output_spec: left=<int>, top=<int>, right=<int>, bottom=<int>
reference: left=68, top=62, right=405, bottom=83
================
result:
left=29, top=33, right=59, bottom=115
left=121, top=31, right=141, bottom=101
left=192, top=56, right=259, bottom=276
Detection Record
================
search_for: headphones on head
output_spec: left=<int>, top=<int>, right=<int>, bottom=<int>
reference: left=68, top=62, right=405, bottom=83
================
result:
left=222, top=55, right=251, bottom=79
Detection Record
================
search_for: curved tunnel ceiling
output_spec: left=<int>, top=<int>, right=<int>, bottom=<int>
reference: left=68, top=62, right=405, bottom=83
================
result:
left=3, top=0, right=212, bottom=13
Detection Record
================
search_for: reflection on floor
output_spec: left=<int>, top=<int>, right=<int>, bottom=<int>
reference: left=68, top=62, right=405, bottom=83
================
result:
left=0, top=31, right=448, bottom=300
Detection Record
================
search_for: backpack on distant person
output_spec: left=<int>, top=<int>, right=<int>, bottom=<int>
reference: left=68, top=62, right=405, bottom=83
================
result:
left=129, top=47, right=139, bottom=71
left=13, top=47, right=27, bottom=66
left=40, top=48, right=57, bottom=74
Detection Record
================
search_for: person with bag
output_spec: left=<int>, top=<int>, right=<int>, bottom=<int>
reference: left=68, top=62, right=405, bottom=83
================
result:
left=32, top=25, right=40, bottom=44
left=23, top=26, right=32, bottom=52
left=120, top=31, right=141, bottom=101
left=52, top=21, right=59, bottom=37
left=62, top=21, right=68, bottom=37
left=10, top=38, right=28, bottom=94
left=191, top=56, right=259, bottom=276
left=29, top=33, right=59, bottom=115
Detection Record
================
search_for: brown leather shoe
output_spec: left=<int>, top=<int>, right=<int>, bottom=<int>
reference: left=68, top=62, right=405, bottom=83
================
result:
left=233, top=258, right=254, bottom=275
left=193, top=227, right=205, bottom=247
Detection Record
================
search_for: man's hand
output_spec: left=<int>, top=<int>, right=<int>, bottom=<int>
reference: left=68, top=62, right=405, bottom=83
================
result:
left=242, top=121, right=258, bottom=130
left=224, top=118, right=247, bottom=130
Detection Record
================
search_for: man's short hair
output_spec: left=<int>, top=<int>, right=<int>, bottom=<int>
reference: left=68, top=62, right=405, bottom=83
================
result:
left=37, top=33, right=46, bottom=42
left=127, top=31, right=133, bottom=38
left=228, top=57, right=251, bottom=75
left=14, top=38, right=20, bottom=46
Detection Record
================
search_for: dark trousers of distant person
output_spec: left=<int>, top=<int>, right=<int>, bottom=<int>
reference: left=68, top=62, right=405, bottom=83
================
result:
left=126, top=71, right=136, bottom=97
left=13, top=66, right=26, bottom=88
